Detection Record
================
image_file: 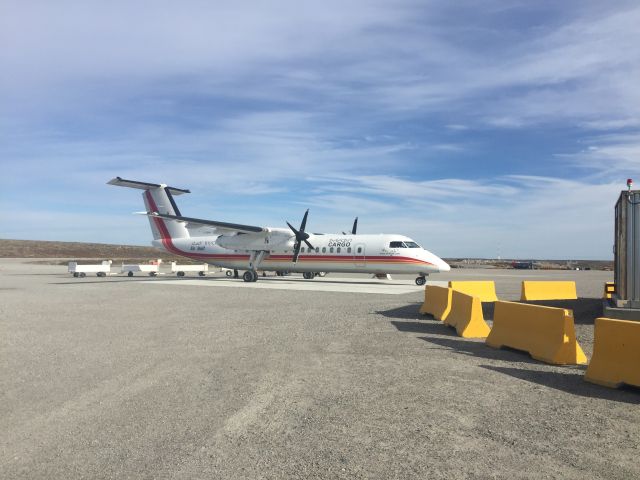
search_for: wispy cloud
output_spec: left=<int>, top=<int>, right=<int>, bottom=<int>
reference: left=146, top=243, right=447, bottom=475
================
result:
left=556, top=133, right=640, bottom=175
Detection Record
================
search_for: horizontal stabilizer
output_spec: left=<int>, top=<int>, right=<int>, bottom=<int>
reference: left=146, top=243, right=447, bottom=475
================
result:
left=107, top=177, right=190, bottom=195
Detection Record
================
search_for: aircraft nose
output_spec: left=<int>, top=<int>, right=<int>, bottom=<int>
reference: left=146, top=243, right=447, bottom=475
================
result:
left=438, top=259, right=451, bottom=272
left=424, top=250, right=450, bottom=273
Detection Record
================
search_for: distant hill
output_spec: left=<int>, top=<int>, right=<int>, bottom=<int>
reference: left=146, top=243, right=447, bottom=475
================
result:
left=447, top=258, right=613, bottom=271
left=0, top=239, right=177, bottom=262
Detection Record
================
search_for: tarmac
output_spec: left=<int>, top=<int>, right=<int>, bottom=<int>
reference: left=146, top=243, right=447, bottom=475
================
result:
left=1, top=259, right=639, bottom=479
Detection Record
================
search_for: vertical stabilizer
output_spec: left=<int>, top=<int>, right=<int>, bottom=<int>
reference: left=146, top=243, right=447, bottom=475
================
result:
left=107, top=177, right=190, bottom=240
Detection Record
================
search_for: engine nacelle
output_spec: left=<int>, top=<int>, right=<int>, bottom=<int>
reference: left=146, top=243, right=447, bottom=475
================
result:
left=216, top=231, right=294, bottom=251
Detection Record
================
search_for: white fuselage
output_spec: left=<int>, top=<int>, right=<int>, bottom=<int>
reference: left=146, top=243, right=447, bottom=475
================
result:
left=152, top=231, right=450, bottom=275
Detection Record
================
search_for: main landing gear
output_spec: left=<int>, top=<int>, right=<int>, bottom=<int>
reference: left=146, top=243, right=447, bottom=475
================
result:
left=415, top=275, right=427, bottom=286
left=303, top=272, right=315, bottom=280
left=241, top=251, right=268, bottom=282
left=243, top=270, right=259, bottom=282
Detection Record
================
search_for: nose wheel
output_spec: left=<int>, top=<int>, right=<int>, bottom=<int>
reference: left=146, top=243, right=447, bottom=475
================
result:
left=415, top=276, right=426, bottom=286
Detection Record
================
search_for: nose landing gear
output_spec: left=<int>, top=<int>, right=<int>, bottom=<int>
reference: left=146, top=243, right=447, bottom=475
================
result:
left=415, top=275, right=426, bottom=286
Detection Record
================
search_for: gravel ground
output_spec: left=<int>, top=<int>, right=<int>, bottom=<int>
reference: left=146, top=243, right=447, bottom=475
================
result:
left=1, top=260, right=638, bottom=479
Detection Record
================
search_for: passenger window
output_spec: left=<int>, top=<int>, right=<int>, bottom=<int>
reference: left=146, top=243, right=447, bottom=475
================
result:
left=315, top=247, right=319, bottom=253
left=337, top=247, right=341, bottom=253
left=322, top=247, right=326, bottom=253
left=329, top=247, right=334, bottom=253
left=347, top=247, right=352, bottom=253
left=300, top=247, right=305, bottom=253
left=357, top=247, right=362, bottom=253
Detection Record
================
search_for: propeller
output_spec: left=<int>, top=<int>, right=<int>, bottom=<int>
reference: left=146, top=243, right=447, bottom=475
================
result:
left=343, top=217, right=358, bottom=235
left=287, top=209, right=314, bottom=263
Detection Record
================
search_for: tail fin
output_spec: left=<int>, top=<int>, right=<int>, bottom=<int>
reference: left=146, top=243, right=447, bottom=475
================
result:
left=108, top=177, right=190, bottom=240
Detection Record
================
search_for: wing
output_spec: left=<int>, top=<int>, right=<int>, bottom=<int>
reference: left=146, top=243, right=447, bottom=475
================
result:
left=147, top=212, right=266, bottom=234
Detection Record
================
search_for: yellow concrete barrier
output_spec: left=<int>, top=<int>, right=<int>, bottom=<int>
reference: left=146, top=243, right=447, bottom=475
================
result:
left=419, top=285, right=452, bottom=321
left=585, top=318, right=640, bottom=388
left=603, top=282, right=615, bottom=299
left=486, top=301, right=587, bottom=365
left=448, top=281, right=498, bottom=302
left=444, top=290, right=491, bottom=338
left=520, top=281, right=577, bottom=301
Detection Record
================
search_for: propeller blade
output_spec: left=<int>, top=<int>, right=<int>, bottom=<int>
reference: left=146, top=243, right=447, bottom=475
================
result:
left=304, top=240, right=314, bottom=250
left=286, top=221, right=299, bottom=236
left=289, top=210, right=311, bottom=263
left=299, top=209, right=309, bottom=232
left=292, top=242, right=301, bottom=263
left=351, top=217, right=358, bottom=235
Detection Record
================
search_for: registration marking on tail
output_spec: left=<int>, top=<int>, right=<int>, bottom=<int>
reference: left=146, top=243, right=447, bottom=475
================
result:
left=140, top=276, right=423, bottom=295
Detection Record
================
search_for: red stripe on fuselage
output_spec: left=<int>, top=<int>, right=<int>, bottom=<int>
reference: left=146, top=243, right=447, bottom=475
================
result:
left=145, top=190, right=186, bottom=257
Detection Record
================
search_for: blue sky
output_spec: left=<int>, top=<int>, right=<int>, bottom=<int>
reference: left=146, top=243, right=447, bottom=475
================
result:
left=1, top=0, right=639, bottom=259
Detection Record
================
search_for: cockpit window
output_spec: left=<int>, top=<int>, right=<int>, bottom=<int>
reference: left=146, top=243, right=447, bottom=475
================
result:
left=390, top=241, right=421, bottom=248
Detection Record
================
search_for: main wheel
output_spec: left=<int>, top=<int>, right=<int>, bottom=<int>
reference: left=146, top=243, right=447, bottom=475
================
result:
left=303, top=272, right=315, bottom=280
left=128, top=271, right=133, bottom=277
left=317, top=272, right=327, bottom=277
left=243, top=270, right=257, bottom=282
left=415, top=276, right=426, bottom=286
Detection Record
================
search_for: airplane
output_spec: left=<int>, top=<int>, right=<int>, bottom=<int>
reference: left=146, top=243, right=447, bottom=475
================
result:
left=108, top=177, right=451, bottom=285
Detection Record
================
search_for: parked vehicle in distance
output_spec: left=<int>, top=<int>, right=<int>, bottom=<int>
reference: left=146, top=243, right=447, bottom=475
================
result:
left=68, top=260, right=112, bottom=277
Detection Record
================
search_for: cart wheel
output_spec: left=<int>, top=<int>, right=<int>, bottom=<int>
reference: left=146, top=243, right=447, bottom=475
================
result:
left=73, top=272, right=79, bottom=277
left=198, top=271, right=205, bottom=276
left=80, top=272, right=86, bottom=278
left=128, top=271, right=133, bottom=277
left=225, top=270, right=233, bottom=277
left=149, top=272, right=157, bottom=277
left=177, top=271, right=185, bottom=277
